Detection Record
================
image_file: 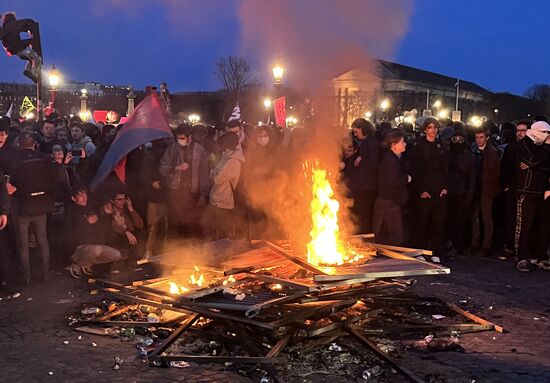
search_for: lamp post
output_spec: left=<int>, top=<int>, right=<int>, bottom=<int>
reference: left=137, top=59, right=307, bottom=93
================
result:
left=80, top=88, right=88, bottom=113
left=127, top=86, right=136, bottom=116
left=48, top=64, right=60, bottom=108
left=272, top=64, right=284, bottom=97
left=380, top=98, right=390, bottom=120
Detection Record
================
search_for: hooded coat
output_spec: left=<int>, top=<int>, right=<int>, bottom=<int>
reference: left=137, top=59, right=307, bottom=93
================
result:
left=209, top=149, right=245, bottom=209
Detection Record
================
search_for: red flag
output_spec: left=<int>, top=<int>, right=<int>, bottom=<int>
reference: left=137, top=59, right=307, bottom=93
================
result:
left=93, top=110, right=109, bottom=124
left=274, top=97, right=286, bottom=127
left=113, top=156, right=127, bottom=184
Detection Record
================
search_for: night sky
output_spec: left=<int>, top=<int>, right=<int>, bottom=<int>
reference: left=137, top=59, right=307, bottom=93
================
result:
left=1, top=0, right=549, bottom=95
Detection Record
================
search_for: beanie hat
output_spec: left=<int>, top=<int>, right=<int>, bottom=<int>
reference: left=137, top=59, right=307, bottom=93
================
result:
left=218, top=132, right=239, bottom=151
left=527, top=121, right=550, bottom=145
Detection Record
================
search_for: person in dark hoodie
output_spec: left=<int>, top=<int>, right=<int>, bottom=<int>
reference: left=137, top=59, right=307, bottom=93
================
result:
left=351, top=118, right=381, bottom=234
left=408, top=117, right=449, bottom=259
left=514, top=121, right=550, bottom=272
left=373, top=129, right=409, bottom=245
left=500, top=120, right=530, bottom=255
left=159, top=124, right=209, bottom=236
left=446, top=130, right=476, bottom=254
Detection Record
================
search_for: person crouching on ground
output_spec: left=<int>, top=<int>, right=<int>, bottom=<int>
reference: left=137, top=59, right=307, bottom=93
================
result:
left=102, top=191, right=145, bottom=260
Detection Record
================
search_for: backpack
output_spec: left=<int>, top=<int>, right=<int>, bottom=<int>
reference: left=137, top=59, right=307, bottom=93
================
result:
left=15, top=156, right=55, bottom=216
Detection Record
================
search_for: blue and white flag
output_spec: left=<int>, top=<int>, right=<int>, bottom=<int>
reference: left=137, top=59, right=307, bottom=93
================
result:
left=228, top=103, right=241, bottom=122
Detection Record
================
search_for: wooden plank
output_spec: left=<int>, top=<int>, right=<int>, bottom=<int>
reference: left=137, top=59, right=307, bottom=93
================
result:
left=314, top=267, right=448, bottom=282
left=96, top=304, right=138, bottom=321
left=266, top=332, right=294, bottom=358
left=344, top=324, right=426, bottom=383
left=245, top=291, right=309, bottom=318
left=148, top=313, right=200, bottom=359
left=263, top=241, right=327, bottom=275
left=245, top=272, right=313, bottom=292
left=442, top=301, right=505, bottom=333
left=369, top=243, right=433, bottom=256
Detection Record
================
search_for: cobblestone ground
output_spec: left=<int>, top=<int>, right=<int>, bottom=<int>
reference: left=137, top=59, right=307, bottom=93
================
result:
left=0, top=254, right=549, bottom=383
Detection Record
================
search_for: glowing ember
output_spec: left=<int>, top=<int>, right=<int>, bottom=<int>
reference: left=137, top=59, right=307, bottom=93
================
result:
left=168, top=281, right=189, bottom=294
left=222, top=275, right=236, bottom=285
left=189, top=265, right=205, bottom=287
left=270, top=284, right=283, bottom=291
left=306, top=166, right=346, bottom=266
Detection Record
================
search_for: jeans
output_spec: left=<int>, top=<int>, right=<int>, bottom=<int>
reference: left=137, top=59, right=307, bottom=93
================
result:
left=18, top=214, right=50, bottom=284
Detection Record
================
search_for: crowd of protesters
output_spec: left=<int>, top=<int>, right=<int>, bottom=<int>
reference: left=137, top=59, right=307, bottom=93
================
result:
left=0, top=108, right=549, bottom=290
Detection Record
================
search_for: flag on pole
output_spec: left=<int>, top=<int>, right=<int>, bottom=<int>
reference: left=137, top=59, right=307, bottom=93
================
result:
left=5, top=102, right=13, bottom=118
left=90, top=92, right=173, bottom=191
left=228, top=103, right=241, bottom=122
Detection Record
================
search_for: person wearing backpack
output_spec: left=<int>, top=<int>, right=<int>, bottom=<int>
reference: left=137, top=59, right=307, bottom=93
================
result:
left=11, top=132, right=55, bottom=285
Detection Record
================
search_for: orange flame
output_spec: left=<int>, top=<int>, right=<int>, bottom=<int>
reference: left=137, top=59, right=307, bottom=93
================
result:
left=189, top=265, right=205, bottom=287
left=168, top=281, right=189, bottom=294
left=306, top=166, right=345, bottom=266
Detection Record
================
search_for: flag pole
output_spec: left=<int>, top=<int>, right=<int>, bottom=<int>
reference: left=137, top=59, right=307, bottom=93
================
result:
left=455, top=79, right=460, bottom=111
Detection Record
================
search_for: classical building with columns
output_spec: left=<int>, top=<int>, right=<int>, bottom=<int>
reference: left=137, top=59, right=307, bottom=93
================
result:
left=332, top=59, right=492, bottom=127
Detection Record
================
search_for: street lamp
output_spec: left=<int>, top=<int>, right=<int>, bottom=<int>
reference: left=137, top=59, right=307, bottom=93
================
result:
left=432, top=100, right=442, bottom=109
left=364, top=111, right=372, bottom=120
left=45, top=64, right=61, bottom=116
left=80, top=88, right=88, bottom=114
left=380, top=99, right=390, bottom=112
left=437, top=108, right=450, bottom=119
left=272, top=65, right=284, bottom=84
left=263, top=98, right=272, bottom=109
left=189, top=113, right=201, bottom=124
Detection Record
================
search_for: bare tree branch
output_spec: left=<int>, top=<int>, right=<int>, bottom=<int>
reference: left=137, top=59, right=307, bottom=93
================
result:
left=215, top=56, right=252, bottom=98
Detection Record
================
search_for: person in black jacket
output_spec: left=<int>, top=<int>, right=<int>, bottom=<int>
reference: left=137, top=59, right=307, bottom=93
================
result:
left=351, top=118, right=381, bottom=234
left=499, top=120, right=529, bottom=254
left=11, top=133, right=55, bottom=285
left=373, top=129, right=409, bottom=245
left=0, top=12, right=42, bottom=82
left=408, top=117, right=449, bottom=258
left=514, top=121, right=550, bottom=272
left=446, top=130, right=476, bottom=254
left=0, top=166, right=10, bottom=288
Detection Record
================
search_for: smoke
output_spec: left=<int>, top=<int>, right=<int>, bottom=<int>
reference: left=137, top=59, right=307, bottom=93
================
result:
left=237, top=0, right=413, bottom=245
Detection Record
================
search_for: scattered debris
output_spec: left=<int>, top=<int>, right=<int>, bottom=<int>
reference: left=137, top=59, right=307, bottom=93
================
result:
left=362, top=365, right=383, bottom=380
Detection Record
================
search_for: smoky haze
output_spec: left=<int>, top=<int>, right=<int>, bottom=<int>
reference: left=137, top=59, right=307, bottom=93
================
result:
left=237, top=0, right=413, bottom=248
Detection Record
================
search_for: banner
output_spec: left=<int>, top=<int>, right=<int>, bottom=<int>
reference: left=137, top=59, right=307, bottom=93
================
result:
left=19, top=96, right=35, bottom=116
left=274, top=97, right=286, bottom=127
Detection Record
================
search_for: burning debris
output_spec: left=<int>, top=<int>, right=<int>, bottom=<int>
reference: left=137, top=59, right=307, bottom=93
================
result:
left=65, top=237, right=504, bottom=382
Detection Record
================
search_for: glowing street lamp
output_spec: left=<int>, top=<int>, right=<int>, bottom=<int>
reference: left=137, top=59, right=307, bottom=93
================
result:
left=188, top=113, right=201, bottom=124
left=272, top=65, right=284, bottom=84
left=364, top=111, right=372, bottom=119
left=437, top=108, right=450, bottom=119
left=48, top=65, right=60, bottom=88
left=380, top=99, right=390, bottom=112
left=263, top=98, right=272, bottom=109
left=432, top=100, right=442, bottom=109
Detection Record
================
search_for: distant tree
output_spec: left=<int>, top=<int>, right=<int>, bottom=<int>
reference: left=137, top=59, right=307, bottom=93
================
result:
left=215, top=56, right=253, bottom=100
left=524, top=84, right=550, bottom=103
